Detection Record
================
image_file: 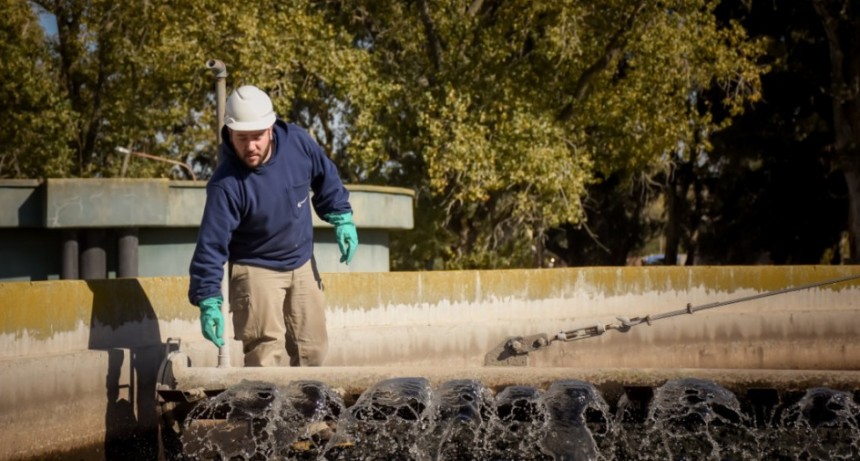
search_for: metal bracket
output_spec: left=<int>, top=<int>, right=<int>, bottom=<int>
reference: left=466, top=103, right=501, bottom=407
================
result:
left=484, top=333, right=552, bottom=366
left=156, top=339, right=186, bottom=399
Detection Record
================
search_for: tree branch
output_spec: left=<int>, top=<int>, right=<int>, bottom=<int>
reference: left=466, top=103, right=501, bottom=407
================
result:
left=467, top=0, right=483, bottom=17
left=557, top=1, right=648, bottom=121
left=812, top=0, right=859, bottom=158
left=417, top=0, right=443, bottom=73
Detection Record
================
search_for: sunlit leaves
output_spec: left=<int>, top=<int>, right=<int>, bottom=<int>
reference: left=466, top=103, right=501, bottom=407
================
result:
left=0, top=0, right=74, bottom=178
left=333, top=0, right=763, bottom=268
left=4, top=0, right=764, bottom=268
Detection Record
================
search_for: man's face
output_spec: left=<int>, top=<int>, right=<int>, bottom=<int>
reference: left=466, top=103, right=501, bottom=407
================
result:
left=229, top=127, right=273, bottom=168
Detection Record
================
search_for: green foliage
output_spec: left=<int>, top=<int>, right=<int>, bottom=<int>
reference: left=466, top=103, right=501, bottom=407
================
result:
left=332, top=0, right=765, bottom=268
left=8, top=0, right=374, bottom=180
left=4, top=0, right=766, bottom=269
left=0, top=0, right=74, bottom=178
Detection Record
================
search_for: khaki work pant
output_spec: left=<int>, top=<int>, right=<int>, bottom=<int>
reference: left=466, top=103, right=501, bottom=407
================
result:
left=228, top=260, right=328, bottom=367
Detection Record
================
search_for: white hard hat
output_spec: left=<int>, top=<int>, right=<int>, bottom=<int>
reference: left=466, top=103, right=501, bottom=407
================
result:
left=225, top=85, right=276, bottom=131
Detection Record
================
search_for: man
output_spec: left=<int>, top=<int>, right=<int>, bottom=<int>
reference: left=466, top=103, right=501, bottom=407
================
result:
left=188, top=85, right=357, bottom=367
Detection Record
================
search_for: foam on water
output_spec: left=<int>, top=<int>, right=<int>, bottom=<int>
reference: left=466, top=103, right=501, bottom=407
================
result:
left=764, top=387, right=860, bottom=460
left=541, top=380, right=615, bottom=461
left=326, top=377, right=433, bottom=460
left=178, top=378, right=860, bottom=461
left=619, top=378, right=759, bottom=460
left=420, top=379, right=495, bottom=460
left=181, top=380, right=344, bottom=460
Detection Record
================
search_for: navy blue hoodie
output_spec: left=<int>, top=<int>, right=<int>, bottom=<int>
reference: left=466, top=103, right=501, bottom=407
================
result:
left=188, top=120, right=351, bottom=305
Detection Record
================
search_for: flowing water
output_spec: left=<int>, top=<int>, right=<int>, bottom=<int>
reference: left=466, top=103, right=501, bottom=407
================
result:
left=178, top=378, right=860, bottom=461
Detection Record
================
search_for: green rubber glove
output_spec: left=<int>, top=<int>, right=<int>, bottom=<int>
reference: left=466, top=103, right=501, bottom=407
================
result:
left=198, top=296, right=225, bottom=347
left=325, top=212, right=358, bottom=264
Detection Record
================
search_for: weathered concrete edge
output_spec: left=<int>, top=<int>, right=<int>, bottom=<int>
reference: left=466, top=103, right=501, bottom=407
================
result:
left=170, top=364, right=860, bottom=404
left=0, top=179, right=415, bottom=229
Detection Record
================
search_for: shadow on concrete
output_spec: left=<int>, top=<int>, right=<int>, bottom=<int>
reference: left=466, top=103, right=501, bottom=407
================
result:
left=87, top=279, right=165, bottom=460
left=0, top=229, right=63, bottom=281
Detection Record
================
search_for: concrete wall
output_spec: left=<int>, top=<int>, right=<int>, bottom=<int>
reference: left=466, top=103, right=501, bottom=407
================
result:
left=1, top=266, right=859, bottom=459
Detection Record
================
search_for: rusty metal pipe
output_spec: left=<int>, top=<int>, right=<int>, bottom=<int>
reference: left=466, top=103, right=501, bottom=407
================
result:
left=204, top=61, right=232, bottom=369
left=114, top=147, right=197, bottom=181
left=206, top=59, right=228, bottom=148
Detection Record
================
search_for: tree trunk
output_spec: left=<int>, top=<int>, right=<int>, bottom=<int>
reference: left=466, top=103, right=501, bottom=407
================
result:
left=664, top=172, right=681, bottom=265
left=814, top=0, right=860, bottom=261
left=844, top=168, right=860, bottom=262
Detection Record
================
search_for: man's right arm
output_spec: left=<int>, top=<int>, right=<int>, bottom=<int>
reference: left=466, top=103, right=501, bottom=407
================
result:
left=188, top=184, right=240, bottom=305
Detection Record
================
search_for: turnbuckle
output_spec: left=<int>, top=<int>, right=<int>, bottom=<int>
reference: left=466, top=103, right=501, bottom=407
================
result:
left=556, top=323, right=606, bottom=342
left=612, top=315, right=651, bottom=332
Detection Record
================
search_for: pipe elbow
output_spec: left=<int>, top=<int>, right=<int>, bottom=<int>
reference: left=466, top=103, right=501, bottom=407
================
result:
left=206, top=59, right=228, bottom=78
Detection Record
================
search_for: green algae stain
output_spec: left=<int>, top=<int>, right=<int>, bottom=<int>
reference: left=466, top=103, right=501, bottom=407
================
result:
left=0, top=277, right=198, bottom=339
left=0, top=281, right=94, bottom=339
left=2, top=267, right=859, bottom=339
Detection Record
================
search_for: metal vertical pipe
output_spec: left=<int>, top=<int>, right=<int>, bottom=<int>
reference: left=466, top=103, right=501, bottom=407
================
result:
left=80, top=229, right=107, bottom=280
left=119, top=143, right=133, bottom=178
left=117, top=228, right=139, bottom=278
left=61, top=230, right=79, bottom=280
left=206, top=59, right=231, bottom=367
left=206, top=59, right=228, bottom=149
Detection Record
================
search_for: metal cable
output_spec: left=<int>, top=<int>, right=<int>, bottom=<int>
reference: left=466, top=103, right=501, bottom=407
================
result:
left=556, top=273, right=860, bottom=342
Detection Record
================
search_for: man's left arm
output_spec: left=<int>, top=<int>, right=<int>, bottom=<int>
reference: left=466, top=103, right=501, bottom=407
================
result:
left=303, top=133, right=357, bottom=264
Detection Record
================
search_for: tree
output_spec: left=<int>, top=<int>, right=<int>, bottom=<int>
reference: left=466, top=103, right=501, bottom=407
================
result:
left=4, top=1, right=766, bottom=270
left=813, top=0, right=860, bottom=263
left=329, top=0, right=764, bottom=269
left=689, top=0, right=853, bottom=265
left=11, top=0, right=372, bottom=180
left=0, top=0, right=74, bottom=178
left=15, top=0, right=216, bottom=178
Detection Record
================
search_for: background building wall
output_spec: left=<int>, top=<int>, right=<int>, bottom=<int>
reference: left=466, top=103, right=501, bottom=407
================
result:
left=0, top=179, right=413, bottom=280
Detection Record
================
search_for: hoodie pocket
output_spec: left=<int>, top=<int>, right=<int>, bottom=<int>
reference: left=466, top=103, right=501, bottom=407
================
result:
left=289, top=182, right=311, bottom=218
